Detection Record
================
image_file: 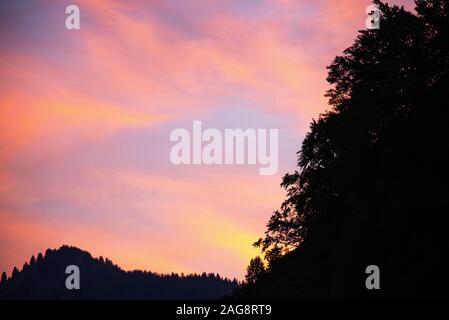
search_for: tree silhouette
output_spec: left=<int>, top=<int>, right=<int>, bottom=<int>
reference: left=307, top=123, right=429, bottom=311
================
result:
left=245, top=257, right=266, bottom=284
left=0, top=272, right=7, bottom=288
left=237, top=0, right=449, bottom=299
left=11, top=267, right=19, bottom=278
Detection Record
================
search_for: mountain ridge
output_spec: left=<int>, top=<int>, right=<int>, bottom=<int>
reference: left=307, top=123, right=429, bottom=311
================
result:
left=0, top=245, right=238, bottom=299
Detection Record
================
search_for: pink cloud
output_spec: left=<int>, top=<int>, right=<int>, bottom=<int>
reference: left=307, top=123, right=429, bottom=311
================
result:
left=0, top=0, right=415, bottom=279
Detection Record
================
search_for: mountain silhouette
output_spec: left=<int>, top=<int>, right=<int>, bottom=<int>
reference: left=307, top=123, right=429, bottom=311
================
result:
left=0, top=245, right=238, bottom=299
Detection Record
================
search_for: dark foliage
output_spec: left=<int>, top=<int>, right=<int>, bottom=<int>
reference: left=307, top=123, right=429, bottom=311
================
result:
left=0, top=245, right=238, bottom=299
left=245, top=257, right=266, bottom=285
left=236, top=0, right=449, bottom=299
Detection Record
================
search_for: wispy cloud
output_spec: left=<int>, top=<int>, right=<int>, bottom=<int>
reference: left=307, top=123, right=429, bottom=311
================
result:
left=0, top=0, right=415, bottom=279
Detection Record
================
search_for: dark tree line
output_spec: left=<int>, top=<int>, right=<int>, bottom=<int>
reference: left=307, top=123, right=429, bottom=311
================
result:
left=0, top=245, right=238, bottom=299
left=237, top=0, right=449, bottom=299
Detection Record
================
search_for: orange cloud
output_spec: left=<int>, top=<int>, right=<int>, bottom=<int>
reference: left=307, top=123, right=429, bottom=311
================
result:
left=1, top=0, right=414, bottom=280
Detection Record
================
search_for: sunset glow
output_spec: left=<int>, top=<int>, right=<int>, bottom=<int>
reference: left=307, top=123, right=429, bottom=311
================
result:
left=0, top=0, right=414, bottom=279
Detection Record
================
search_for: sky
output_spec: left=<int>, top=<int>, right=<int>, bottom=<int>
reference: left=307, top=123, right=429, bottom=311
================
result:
left=0, top=0, right=414, bottom=280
